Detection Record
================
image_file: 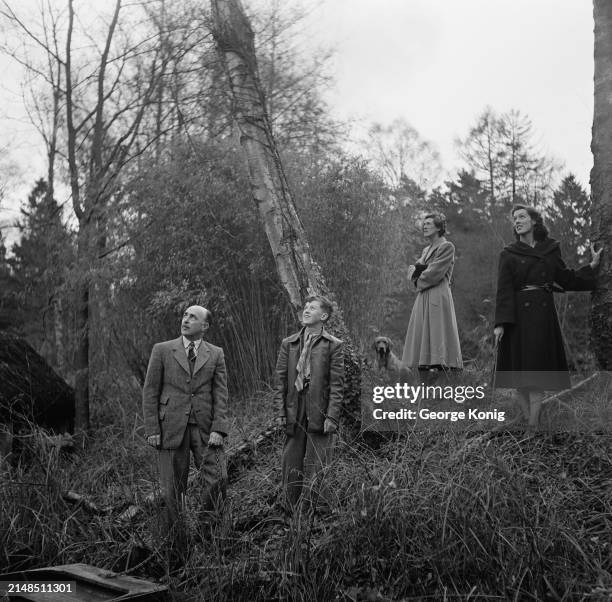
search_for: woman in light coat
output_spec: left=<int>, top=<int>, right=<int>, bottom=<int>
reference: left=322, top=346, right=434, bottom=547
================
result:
left=402, top=213, right=463, bottom=380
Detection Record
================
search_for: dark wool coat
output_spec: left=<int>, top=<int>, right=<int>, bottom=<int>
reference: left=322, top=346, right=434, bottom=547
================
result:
left=142, top=338, right=229, bottom=448
left=274, top=328, right=344, bottom=435
left=494, top=239, right=596, bottom=390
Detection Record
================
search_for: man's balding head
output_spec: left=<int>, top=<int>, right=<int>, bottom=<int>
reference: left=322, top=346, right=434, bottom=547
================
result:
left=181, top=305, right=212, bottom=340
left=188, top=305, right=210, bottom=323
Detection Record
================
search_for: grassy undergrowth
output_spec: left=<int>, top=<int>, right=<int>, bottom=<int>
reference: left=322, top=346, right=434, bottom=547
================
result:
left=1, top=382, right=611, bottom=601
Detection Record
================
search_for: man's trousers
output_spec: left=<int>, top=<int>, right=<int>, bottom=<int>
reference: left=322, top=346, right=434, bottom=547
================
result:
left=281, top=421, right=335, bottom=509
left=158, top=424, right=227, bottom=550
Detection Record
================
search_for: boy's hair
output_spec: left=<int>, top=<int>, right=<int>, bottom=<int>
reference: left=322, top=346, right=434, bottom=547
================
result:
left=304, top=295, right=333, bottom=322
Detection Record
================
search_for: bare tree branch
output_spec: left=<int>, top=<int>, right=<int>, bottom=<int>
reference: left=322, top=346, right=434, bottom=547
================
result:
left=65, top=0, right=81, bottom=220
left=0, top=1, right=63, bottom=63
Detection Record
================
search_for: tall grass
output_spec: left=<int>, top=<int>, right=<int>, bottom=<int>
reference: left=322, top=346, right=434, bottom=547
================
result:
left=0, top=408, right=166, bottom=577
left=2, top=386, right=610, bottom=601
left=175, top=427, right=609, bottom=601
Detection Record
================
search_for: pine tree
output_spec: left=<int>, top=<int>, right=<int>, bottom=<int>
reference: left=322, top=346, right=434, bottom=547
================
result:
left=9, top=179, right=72, bottom=369
left=550, top=174, right=591, bottom=264
left=548, top=175, right=594, bottom=370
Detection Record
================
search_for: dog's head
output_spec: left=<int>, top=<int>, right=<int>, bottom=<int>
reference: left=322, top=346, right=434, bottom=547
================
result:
left=372, top=336, right=392, bottom=367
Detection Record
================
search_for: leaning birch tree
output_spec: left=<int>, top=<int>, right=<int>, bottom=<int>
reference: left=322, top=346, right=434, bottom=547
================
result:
left=209, top=0, right=361, bottom=416
left=591, top=0, right=612, bottom=369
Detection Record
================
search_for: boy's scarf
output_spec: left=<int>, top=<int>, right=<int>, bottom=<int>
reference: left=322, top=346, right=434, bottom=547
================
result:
left=295, top=331, right=319, bottom=391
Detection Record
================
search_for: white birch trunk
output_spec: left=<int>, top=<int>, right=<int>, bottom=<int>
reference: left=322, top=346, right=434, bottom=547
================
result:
left=210, top=0, right=362, bottom=416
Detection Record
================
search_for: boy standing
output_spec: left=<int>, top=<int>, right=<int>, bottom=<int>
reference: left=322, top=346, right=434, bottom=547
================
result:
left=274, top=295, right=344, bottom=509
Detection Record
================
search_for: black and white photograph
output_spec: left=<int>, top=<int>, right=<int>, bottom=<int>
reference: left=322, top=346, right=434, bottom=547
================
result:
left=0, top=0, right=610, bottom=599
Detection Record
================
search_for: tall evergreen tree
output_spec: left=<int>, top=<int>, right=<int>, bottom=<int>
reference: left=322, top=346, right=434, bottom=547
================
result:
left=548, top=175, right=594, bottom=369
left=9, top=179, right=72, bottom=369
left=550, top=174, right=591, bottom=263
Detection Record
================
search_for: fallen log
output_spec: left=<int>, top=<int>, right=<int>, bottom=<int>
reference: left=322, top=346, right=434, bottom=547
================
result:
left=451, top=371, right=606, bottom=460
left=227, top=423, right=280, bottom=479
left=539, top=371, right=605, bottom=406
left=62, top=423, right=284, bottom=522
left=62, top=491, right=109, bottom=515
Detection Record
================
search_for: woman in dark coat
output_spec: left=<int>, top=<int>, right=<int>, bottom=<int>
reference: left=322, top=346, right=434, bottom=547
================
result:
left=493, top=205, right=603, bottom=429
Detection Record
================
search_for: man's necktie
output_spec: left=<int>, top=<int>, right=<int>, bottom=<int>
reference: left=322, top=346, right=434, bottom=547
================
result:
left=188, top=342, right=196, bottom=374
left=295, top=332, right=315, bottom=392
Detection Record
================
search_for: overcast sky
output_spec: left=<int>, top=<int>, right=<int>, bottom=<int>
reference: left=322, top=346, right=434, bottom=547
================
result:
left=302, top=0, right=593, bottom=184
left=0, top=0, right=594, bottom=240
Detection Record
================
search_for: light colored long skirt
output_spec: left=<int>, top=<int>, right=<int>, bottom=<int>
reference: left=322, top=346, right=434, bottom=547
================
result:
left=401, top=280, right=463, bottom=368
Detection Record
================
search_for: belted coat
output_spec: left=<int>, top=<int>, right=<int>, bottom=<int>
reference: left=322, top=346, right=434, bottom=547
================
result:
left=401, top=237, right=463, bottom=369
left=142, top=337, right=229, bottom=449
left=274, top=328, right=344, bottom=435
left=494, top=239, right=596, bottom=390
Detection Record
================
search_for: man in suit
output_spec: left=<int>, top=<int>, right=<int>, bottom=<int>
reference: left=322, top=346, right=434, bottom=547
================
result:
left=142, top=305, right=229, bottom=554
left=274, top=295, right=344, bottom=511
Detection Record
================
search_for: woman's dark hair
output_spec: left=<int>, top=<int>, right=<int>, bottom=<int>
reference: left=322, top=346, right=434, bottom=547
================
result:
left=511, top=204, right=549, bottom=242
left=424, top=212, right=447, bottom=236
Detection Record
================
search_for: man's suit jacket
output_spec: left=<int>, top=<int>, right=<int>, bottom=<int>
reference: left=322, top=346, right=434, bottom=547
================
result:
left=142, top=337, right=229, bottom=449
left=273, top=328, right=344, bottom=435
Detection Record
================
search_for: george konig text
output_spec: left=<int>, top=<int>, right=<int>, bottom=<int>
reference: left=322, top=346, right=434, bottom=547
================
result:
left=372, top=408, right=506, bottom=422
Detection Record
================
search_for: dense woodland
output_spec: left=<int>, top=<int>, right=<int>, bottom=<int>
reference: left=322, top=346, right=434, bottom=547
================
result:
left=0, top=1, right=598, bottom=411
left=0, top=1, right=610, bottom=599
